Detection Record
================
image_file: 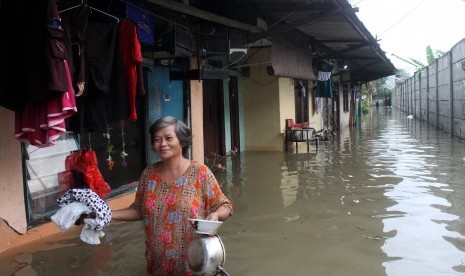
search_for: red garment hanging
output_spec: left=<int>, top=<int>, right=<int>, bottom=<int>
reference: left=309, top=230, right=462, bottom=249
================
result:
left=119, top=19, right=142, bottom=121
left=65, top=149, right=111, bottom=199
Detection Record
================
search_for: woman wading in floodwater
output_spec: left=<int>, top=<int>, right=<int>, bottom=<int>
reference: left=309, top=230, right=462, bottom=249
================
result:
left=112, top=116, right=233, bottom=275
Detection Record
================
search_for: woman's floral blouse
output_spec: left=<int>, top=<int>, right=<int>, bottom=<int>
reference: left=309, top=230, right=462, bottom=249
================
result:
left=130, top=161, right=233, bottom=275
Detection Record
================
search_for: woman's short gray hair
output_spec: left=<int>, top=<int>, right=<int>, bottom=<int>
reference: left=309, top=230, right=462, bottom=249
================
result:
left=149, top=116, right=192, bottom=154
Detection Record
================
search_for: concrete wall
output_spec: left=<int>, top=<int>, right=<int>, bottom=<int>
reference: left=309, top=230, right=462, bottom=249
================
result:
left=393, top=38, right=465, bottom=140
left=242, top=47, right=324, bottom=151
left=243, top=48, right=282, bottom=151
left=278, top=78, right=296, bottom=132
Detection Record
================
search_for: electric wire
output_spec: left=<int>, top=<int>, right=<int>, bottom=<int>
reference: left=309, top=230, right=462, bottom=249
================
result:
left=379, top=0, right=424, bottom=37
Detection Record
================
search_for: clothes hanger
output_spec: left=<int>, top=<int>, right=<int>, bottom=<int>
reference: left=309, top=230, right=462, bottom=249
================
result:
left=58, top=3, right=83, bottom=14
left=59, top=0, right=119, bottom=23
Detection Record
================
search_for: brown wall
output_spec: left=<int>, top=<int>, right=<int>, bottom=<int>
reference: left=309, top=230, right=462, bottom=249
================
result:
left=0, top=107, right=27, bottom=238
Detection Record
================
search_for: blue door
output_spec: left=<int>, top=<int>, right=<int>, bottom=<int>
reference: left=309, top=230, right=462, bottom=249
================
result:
left=154, top=66, right=184, bottom=119
left=146, top=65, right=184, bottom=124
left=145, top=63, right=184, bottom=163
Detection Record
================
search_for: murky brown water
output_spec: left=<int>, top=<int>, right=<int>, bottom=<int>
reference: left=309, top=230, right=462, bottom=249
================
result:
left=2, top=107, right=465, bottom=276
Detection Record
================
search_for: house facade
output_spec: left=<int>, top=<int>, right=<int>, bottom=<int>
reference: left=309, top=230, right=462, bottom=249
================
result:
left=0, top=0, right=395, bottom=253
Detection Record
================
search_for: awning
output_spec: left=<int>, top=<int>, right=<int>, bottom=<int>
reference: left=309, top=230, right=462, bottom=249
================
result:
left=270, top=36, right=316, bottom=81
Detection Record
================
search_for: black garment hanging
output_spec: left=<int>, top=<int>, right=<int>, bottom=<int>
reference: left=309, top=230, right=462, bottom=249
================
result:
left=0, top=0, right=64, bottom=111
left=60, top=0, right=129, bottom=134
left=66, top=19, right=129, bottom=133
left=58, top=0, right=119, bottom=23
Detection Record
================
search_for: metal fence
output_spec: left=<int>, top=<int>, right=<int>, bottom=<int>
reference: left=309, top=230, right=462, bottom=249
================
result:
left=392, top=38, right=465, bottom=141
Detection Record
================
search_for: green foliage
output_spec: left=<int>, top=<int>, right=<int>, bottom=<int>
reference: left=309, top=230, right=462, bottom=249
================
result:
left=362, top=100, right=370, bottom=114
left=375, top=77, right=392, bottom=99
left=435, top=50, right=445, bottom=57
left=426, top=45, right=446, bottom=65
left=396, top=68, right=411, bottom=79
left=426, top=46, right=435, bottom=65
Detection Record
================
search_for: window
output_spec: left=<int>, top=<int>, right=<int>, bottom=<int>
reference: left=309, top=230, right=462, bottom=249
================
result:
left=24, top=118, right=146, bottom=225
left=24, top=133, right=79, bottom=222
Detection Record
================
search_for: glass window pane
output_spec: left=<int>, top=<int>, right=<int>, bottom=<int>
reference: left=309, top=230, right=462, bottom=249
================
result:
left=25, top=133, right=78, bottom=221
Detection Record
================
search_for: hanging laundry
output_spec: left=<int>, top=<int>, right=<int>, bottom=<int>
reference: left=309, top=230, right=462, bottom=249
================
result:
left=0, top=0, right=66, bottom=112
left=119, top=19, right=143, bottom=121
left=315, top=97, right=323, bottom=114
left=316, top=62, right=334, bottom=98
left=61, top=4, right=91, bottom=97
left=66, top=20, right=129, bottom=133
left=65, top=149, right=111, bottom=199
left=15, top=60, right=77, bottom=147
left=14, top=0, right=77, bottom=147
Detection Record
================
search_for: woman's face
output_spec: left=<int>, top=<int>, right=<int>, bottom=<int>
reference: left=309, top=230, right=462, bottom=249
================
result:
left=153, top=125, right=183, bottom=160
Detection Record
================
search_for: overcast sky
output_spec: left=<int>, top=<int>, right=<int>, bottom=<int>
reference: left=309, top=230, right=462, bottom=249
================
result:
left=352, top=0, right=465, bottom=74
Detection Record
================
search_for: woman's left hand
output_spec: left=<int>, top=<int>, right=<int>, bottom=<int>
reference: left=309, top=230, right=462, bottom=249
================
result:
left=206, top=205, right=232, bottom=222
left=206, top=212, right=219, bottom=221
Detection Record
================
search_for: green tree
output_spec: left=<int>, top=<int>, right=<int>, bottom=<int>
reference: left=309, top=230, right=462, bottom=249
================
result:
left=426, top=45, right=446, bottom=65
left=426, top=46, right=435, bottom=65
left=395, top=68, right=411, bottom=84
left=374, top=77, right=394, bottom=101
left=396, top=68, right=411, bottom=79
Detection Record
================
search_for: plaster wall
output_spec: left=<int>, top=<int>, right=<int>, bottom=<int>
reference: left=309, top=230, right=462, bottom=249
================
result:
left=278, top=78, right=296, bottom=131
left=243, top=48, right=282, bottom=151
left=0, top=107, right=27, bottom=240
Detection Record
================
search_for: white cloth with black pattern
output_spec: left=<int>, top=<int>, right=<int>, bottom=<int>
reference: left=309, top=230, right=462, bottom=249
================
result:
left=54, top=188, right=112, bottom=244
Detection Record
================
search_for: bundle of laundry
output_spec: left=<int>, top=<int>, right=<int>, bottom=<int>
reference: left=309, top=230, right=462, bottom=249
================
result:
left=52, top=188, right=112, bottom=245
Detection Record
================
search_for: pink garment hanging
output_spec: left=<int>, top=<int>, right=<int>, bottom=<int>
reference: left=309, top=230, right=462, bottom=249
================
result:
left=15, top=60, right=77, bottom=147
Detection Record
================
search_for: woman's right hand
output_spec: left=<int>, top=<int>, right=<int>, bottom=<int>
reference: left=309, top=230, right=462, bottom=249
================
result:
left=112, top=208, right=142, bottom=221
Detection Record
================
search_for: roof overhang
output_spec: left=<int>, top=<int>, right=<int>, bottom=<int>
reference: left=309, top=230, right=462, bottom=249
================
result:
left=144, top=0, right=396, bottom=82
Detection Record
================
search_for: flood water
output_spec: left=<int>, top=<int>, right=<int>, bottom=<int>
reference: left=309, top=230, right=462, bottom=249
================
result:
left=2, top=107, right=465, bottom=276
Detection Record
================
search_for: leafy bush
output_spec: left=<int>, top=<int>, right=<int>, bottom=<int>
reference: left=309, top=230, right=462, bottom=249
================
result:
left=362, top=100, right=370, bottom=114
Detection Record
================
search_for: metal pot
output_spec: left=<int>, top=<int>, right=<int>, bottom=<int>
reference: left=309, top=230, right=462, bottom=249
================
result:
left=187, top=235, right=230, bottom=276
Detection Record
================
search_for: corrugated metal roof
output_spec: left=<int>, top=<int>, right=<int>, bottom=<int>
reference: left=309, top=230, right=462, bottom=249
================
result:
left=146, top=0, right=396, bottom=82
left=243, top=0, right=396, bottom=82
